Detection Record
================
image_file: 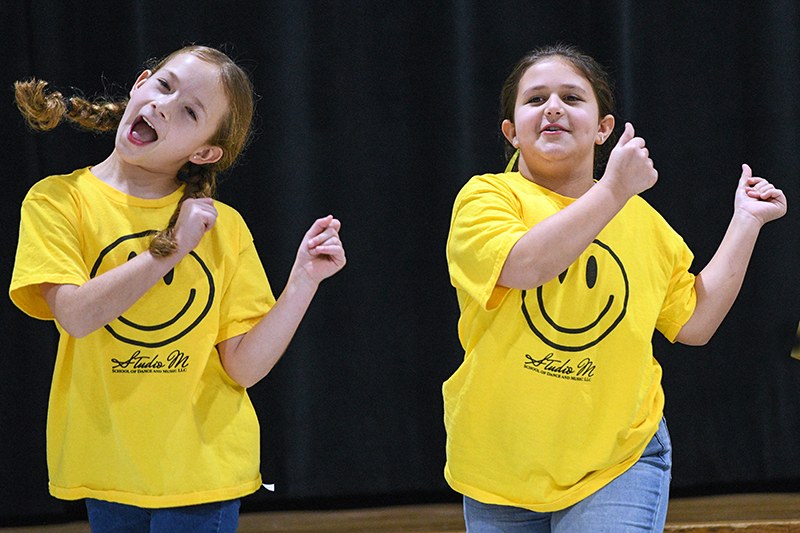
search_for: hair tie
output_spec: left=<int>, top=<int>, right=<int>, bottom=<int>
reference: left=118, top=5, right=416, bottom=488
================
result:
left=62, top=96, right=73, bottom=114
left=505, top=148, right=520, bottom=173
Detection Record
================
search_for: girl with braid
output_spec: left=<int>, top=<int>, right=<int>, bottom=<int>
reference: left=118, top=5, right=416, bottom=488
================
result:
left=10, top=45, right=345, bottom=532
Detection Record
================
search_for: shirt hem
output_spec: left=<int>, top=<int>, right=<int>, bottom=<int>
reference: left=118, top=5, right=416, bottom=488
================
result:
left=444, top=452, right=641, bottom=513
left=48, top=476, right=263, bottom=508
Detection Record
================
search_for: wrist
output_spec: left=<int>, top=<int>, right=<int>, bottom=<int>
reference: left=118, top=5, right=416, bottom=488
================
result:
left=285, top=268, right=320, bottom=301
left=143, top=248, right=185, bottom=278
left=593, top=177, right=632, bottom=211
left=731, top=207, right=765, bottom=231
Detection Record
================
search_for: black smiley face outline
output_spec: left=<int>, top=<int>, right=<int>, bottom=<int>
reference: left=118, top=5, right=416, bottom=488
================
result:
left=90, top=230, right=215, bottom=348
left=521, top=239, right=628, bottom=352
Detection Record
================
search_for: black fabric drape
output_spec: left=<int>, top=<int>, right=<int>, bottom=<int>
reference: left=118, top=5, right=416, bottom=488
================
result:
left=2, top=0, right=800, bottom=526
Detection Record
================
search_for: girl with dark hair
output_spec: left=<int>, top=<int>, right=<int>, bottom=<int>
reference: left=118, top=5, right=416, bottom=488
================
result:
left=444, top=44, right=785, bottom=532
left=11, top=45, right=345, bottom=532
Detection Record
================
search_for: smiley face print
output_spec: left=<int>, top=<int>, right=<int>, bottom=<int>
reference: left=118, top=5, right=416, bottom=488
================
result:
left=90, top=230, right=215, bottom=348
left=521, top=239, right=628, bottom=352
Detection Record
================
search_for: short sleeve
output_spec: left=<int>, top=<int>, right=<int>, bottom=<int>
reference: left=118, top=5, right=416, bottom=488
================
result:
left=655, top=239, right=697, bottom=342
left=215, top=224, right=276, bottom=344
left=10, top=192, right=89, bottom=320
left=446, top=176, right=531, bottom=310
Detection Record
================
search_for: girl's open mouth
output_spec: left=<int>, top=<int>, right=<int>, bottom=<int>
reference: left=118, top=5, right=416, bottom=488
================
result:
left=129, top=116, right=158, bottom=144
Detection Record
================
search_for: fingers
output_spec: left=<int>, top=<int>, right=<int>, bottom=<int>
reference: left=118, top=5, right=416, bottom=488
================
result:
left=740, top=164, right=780, bottom=200
left=186, top=198, right=218, bottom=229
left=172, top=198, right=218, bottom=255
left=739, top=165, right=780, bottom=199
left=746, top=177, right=783, bottom=200
left=179, top=197, right=218, bottom=229
left=604, top=122, right=657, bottom=197
left=306, top=215, right=344, bottom=256
left=301, top=215, right=347, bottom=278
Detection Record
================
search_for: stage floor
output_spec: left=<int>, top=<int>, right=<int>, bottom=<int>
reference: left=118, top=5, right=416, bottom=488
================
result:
left=3, top=493, right=800, bottom=532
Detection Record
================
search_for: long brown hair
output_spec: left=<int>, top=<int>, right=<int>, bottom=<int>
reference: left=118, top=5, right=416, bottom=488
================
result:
left=14, top=45, right=256, bottom=257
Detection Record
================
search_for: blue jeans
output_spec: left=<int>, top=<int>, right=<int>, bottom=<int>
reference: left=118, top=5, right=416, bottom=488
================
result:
left=463, top=418, right=672, bottom=533
left=85, top=498, right=240, bottom=533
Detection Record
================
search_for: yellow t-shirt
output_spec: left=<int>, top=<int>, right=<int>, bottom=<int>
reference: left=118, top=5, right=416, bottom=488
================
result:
left=444, top=172, right=697, bottom=511
left=10, top=168, right=275, bottom=508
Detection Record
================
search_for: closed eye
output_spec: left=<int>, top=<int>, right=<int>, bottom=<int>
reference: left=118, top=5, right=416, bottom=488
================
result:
left=158, top=78, right=171, bottom=91
left=186, top=107, right=197, bottom=120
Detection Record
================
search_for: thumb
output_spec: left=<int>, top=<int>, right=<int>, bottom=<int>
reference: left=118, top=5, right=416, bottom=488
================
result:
left=740, top=163, right=752, bottom=180
left=616, top=122, right=635, bottom=147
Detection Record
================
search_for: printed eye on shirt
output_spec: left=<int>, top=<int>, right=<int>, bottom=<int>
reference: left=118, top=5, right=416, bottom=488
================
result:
left=519, top=238, right=629, bottom=383
left=90, top=230, right=215, bottom=374
left=522, top=238, right=629, bottom=353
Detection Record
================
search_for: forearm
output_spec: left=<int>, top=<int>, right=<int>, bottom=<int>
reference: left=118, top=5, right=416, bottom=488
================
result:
left=675, top=211, right=762, bottom=345
left=41, top=250, right=183, bottom=338
left=220, top=272, right=319, bottom=388
left=498, top=181, right=630, bottom=289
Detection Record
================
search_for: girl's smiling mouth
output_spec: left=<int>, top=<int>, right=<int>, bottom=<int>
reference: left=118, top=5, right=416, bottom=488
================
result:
left=541, top=124, right=568, bottom=134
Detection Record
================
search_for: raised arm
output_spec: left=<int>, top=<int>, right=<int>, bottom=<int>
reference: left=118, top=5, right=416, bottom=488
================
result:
left=675, top=165, right=787, bottom=346
left=41, top=198, right=217, bottom=338
left=217, top=215, right=346, bottom=388
left=498, top=123, right=658, bottom=290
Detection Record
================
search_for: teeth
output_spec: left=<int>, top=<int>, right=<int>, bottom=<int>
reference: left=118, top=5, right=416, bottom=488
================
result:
left=142, top=117, right=155, bottom=129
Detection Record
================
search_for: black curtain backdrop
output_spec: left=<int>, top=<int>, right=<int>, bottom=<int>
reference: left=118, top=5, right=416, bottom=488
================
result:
left=3, top=0, right=800, bottom=526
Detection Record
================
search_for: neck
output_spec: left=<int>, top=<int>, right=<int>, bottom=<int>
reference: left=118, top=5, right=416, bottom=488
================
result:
left=518, top=156, right=595, bottom=198
left=92, top=151, right=183, bottom=199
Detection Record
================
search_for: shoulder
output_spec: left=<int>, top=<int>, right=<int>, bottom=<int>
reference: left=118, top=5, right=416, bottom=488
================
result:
left=454, top=172, right=537, bottom=208
left=20, top=168, right=94, bottom=222
left=210, top=199, right=256, bottom=247
left=618, top=195, right=689, bottom=255
left=457, top=172, right=521, bottom=196
left=624, top=195, right=677, bottom=232
left=24, top=167, right=89, bottom=202
left=212, top=198, right=246, bottom=223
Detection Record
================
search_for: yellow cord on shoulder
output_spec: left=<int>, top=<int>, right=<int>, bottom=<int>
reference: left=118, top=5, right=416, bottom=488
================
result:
left=505, top=149, right=520, bottom=173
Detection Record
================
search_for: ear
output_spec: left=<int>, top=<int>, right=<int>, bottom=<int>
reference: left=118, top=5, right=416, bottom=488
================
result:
left=130, top=70, right=152, bottom=96
left=191, top=146, right=224, bottom=166
left=501, top=119, right=518, bottom=148
left=596, top=114, right=615, bottom=145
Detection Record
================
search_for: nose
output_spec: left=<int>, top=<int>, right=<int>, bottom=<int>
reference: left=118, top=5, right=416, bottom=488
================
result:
left=544, top=95, right=563, bottom=118
left=151, top=97, right=172, bottom=121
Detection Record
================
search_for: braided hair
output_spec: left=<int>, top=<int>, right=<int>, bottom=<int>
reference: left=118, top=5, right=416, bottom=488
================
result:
left=14, top=45, right=256, bottom=257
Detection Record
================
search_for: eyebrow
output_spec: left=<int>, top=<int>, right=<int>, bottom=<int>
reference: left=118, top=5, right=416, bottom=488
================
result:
left=158, top=69, right=208, bottom=117
left=521, top=84, right=590, bottom=96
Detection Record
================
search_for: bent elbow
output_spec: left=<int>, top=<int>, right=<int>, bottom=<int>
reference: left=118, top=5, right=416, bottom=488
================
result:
left=56, top=319, right=95, bottom=339
left=220, top=362, right=259, bottom=389
left=675, top=328, right=713, bottom=347
left=681, top=335, right=711, bottom=347
left=497, top=268, right=548, bottom=292
left=234, top=375, right=257, bottom=389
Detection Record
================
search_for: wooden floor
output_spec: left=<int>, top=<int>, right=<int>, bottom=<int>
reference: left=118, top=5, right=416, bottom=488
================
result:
left=3, top=493, right=800, bottom=532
